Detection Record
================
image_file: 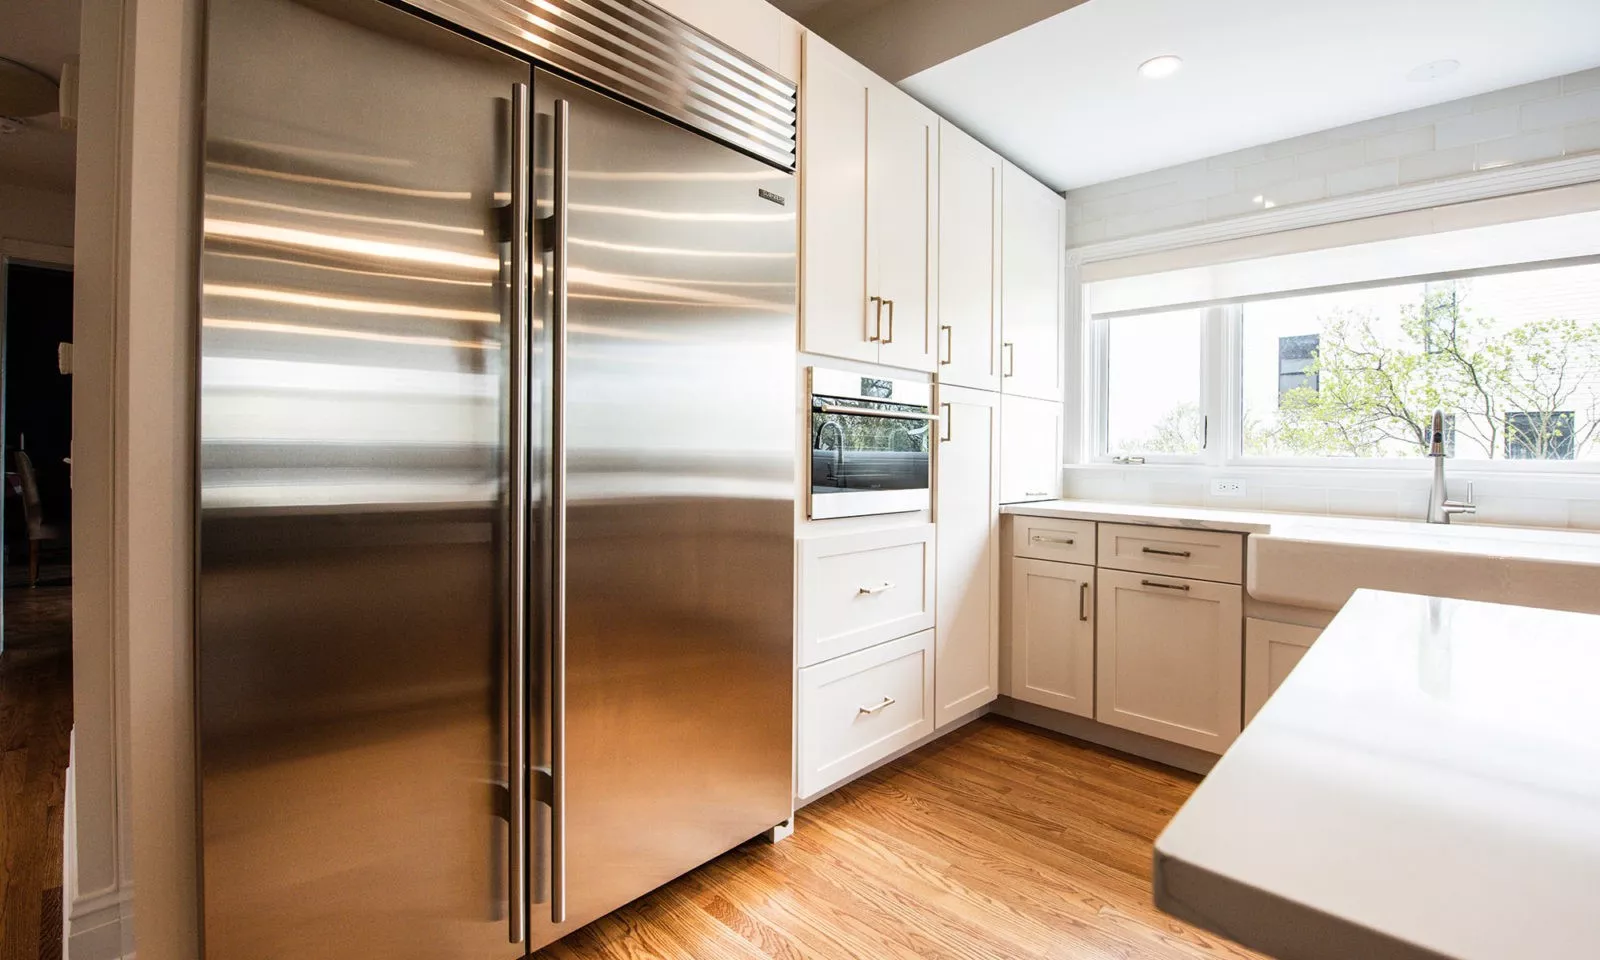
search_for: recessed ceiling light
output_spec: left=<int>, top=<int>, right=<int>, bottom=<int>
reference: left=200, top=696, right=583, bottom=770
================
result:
left=1407, top=59, right=1460, bottom=83
left=1138, top=55, right=1183, bottom=80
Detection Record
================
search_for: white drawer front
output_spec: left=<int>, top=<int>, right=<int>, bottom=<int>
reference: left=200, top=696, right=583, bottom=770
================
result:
left=1010, top=515, right=1096, bottom=565
left=798, top=630, right=934, bottom=800
left=799, top=524, right=936, bottom=666
left=1097, top=523, right=1243, bottom=585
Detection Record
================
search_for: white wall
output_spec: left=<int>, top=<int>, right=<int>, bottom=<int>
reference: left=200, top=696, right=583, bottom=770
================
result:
left=1065, top=67, right=1600, bottom=246
left=0, top=181, right=75, bottom=249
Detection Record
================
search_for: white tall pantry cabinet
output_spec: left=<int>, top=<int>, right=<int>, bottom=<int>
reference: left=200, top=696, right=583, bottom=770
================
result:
left=799, top=32, right=935, bottom=372
left=933, top=386, right=1000, bottom=726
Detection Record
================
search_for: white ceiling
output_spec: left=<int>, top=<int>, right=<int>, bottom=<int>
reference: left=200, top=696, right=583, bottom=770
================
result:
left=0, top=0, right=78, bottom=194
left=901, top=0, right=1600, bottom=191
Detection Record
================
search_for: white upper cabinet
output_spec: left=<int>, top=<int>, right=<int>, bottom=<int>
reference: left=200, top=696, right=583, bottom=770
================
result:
left=936, top=121, right=1002, bottom=391
left=999, top=394, right=1062, bottom=504
left=800, top=33, right=873, bottom=363
left=800, top=33, right=935, bottom=372
left=1000, top=162, right=1066, bottom=401
left=934, top=385, right=1000, bottom=727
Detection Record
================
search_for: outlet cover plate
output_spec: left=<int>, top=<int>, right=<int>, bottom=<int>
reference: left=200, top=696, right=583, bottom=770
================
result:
left=1210, top=478, right=1246, bottom=498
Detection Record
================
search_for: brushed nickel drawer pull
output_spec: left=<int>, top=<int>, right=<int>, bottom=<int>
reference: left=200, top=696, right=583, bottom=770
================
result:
left=858, top=696, right=896, bottom=716
left=858, top=582, right=895, bottom=596
left=1140, top=579, right=1190, bottom=592
left=1078, top=581, right=1089, bottom=621
left=1031, top=534, right=1075, bottom=545
left=1142, top=546, right=1192, bottom=558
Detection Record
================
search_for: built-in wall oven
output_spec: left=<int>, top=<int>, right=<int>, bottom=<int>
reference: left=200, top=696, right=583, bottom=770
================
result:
left=808, top=367, right=936, bottom=519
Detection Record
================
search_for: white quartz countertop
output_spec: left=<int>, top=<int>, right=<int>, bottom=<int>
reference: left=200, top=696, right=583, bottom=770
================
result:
left=1153, top=589, right=1600, bottom=960
left=1000, top=499, right=1278, bottom=533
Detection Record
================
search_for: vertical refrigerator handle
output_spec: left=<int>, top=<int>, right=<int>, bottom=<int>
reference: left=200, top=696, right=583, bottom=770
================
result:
left=507, top=81, right=530, bottom=947
left=548, top=96, right=571, bottom=927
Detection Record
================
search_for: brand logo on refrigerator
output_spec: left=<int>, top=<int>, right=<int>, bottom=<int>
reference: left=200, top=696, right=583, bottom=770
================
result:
left=758, top=188, right=786, bottom=206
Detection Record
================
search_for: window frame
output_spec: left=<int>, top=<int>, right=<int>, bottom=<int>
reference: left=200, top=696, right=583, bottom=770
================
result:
left=1084, top=257, right=1600, bottom=475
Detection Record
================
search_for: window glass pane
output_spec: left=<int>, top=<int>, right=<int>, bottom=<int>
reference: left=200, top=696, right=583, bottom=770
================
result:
left=1240, top=263, right=1600, bottom=461
left=1105, top=308, right=1204, bottom=456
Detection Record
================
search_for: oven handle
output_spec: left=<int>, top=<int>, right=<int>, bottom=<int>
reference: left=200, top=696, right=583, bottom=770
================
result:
left=813, top=403, right=941, bottom=422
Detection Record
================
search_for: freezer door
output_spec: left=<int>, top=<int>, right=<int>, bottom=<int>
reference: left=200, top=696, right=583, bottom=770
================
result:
left=529, top=70, right=797, bottom=949
left=196, top=0, right=530, bottom=957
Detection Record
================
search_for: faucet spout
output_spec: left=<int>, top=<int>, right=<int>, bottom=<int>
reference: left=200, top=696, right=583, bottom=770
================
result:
left=1424, top=408, right=1476, bottom=523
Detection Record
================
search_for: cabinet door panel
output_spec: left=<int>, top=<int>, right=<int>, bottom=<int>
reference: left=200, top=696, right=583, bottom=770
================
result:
left=1001, top=163, right=1064, bottom=401
left=1095, top=569, right=1242, bottom=753
left=869, top=78, right=935, bottom=372
left=1009, top=559, right=1095, bottom=718
left=934, top=386, right=999, bottom=726
left=999, top=394, right=1061, bottom=503
left=936, top=122, right=1001, bottom=390
left=800, top=33, right=874, bottom=363
left=1244, top=618, right=1320, bottom=724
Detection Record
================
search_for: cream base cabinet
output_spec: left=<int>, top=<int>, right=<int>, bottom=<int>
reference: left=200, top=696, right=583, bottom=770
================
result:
left=935, top=121, right=1001, bottom=390
left=999, top=394, right=1062, bottom=503
left=798, top=629, right=935, bottom=800
left=1095, top=569, right=1243, bottom=753
left=934, top=386, right=999, bottom=727
left=1010, top=559, right=1095, bottom=718
left=799, top=32, right=934, bottom=372
left=1244, top=618, right=1321, bottom=724
left=1000, top=162, right=1065, bottom=402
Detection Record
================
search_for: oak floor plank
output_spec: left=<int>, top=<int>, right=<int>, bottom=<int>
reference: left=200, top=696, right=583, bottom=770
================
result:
left=533, top=715, right=1263, bottom=960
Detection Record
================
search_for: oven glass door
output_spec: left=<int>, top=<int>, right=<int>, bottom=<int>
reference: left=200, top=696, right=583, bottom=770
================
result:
left=810, top=398, right=931, bottom=512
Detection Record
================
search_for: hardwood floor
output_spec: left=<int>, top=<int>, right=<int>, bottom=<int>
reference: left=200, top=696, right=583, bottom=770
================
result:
left=0, top=563, right=73, bottom=960
left=535, top=717, right=1261, bottom=960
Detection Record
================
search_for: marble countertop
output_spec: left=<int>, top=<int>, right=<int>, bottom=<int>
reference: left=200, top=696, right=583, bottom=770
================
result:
left=1153, top=589, right=1600, bottom=960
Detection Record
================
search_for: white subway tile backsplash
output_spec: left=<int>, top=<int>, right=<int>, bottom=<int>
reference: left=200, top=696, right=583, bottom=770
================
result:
left=1206, top=145, right=1269, bottom=170
left=1398, top=144, right=1477, bottom=184
left=1233, top=156, right=1297, bottom=192
left=1294, top=141, right=1367, bottom=177
left=1521, top=88, right=1600, bottom=131
left=1471, top=497, right=1570, bottom=529
left=1566, top=499, right=1600, bottom=531
left=1567, top=121, right=1600, bottom=156
left=1565, top=67, right=1600, bottom=95
left=1434, top=105, right=1520, bottom=149
left=1470, top=77, right=1563, bottom=112
left=1474, top=129, right=1565, bottom=170
left=1326, top=160, right=1400, bottom=197
left=1260, top=485, right=1328, bottom=515
left=1365, top=127, right=1435, bottom=161
left=1323, top=488, right=1400, bottom=519
left=1065, top=67, right=1600, bottom=249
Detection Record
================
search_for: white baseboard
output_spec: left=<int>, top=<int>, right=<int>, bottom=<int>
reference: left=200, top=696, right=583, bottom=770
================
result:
left=67, top=887, right=134, bottom=960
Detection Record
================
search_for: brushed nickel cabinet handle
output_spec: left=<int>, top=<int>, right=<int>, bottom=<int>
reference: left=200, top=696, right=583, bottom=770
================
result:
left=939, top=324, right=952, bottom=365
left=1140, top=579, right=1190, bottom=592
left=868, top=296, right=883, bottom=342
left=858, top=696, right=896, bottom=716
left=1030, top=534, right=1074, bottom=545
left=1142, top=546, right=1192, bottom=558
left=857, top=582, right=895, bottom=595
left=1003, top=341, right=1015, bottom=377
left=1079, top=581, right=1089, bottom=621
left=882, top=298, right=895, bottom=344
left=940, top=402, right=952, bottom=443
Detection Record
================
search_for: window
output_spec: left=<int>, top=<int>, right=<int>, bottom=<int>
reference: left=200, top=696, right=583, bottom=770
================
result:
left=1100, top=308, right=1206, bottom=458
left=1083, top=207, right=1600, bottom=470
left=1238, top=265, right=1600, bottom=461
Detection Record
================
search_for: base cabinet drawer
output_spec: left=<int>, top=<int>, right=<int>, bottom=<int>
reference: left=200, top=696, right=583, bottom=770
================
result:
left=798, top=630, right=935, bottom=800
left=1244, top=618, right=1321, bottom=724
left=1097, top=523, right=1243, bottom=584
left=799, top=525, right=936, bottom=667
left=1095, top=569, right=1242, bottom=753
left=1010, top=515, right=1096, bottom=565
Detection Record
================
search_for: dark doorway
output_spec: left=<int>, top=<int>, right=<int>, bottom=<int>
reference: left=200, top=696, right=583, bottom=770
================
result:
left=3, top=262, right=73, bottom=591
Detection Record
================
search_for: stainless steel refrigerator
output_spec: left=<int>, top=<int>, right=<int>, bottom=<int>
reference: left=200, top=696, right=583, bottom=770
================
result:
left=196, top=0, right=798, bottom=955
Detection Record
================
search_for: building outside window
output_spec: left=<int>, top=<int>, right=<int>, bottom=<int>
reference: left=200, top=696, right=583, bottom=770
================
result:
left=1276, top=334, right=1319, bottom=402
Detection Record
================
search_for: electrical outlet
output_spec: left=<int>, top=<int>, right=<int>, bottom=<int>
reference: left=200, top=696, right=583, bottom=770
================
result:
left=1210, top=478, right=1246, bottom=498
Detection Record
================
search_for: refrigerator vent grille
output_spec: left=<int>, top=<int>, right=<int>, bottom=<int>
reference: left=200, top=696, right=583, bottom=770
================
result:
left=407, top=0, right=798, bottom=170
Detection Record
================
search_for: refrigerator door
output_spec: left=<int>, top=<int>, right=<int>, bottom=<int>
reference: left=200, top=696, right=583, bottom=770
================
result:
left=197, top=0, right=529, bottom=957
left=529, top=70, right=797, bottom=948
